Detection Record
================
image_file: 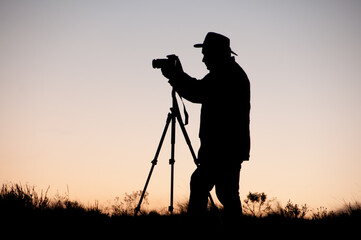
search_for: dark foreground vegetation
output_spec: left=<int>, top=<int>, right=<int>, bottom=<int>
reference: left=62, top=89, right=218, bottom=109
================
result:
left=1, top=183, right=360, bottom=238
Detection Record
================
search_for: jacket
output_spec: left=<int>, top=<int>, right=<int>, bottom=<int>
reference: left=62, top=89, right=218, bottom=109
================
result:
left=169, top=57, right=250, bottom=161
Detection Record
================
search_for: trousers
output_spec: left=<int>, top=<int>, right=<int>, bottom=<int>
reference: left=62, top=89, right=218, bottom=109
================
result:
left=188, top=161, right=242, bottom=220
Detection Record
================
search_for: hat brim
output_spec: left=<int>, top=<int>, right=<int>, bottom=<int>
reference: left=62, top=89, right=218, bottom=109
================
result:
left=193, top=43, right=238, bottom=56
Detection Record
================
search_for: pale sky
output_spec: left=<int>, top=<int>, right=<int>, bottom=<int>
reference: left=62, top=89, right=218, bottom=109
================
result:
left=1, top=0, right=360, bottom=211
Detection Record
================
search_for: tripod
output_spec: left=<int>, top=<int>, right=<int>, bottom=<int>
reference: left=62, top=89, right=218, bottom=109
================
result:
left=134, top=89, right=215, bottom=215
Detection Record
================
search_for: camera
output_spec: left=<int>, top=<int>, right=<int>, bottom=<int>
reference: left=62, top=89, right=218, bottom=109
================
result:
left=152, top=58, right=172, bottom=69
left=152, top=54, right=179, bottom=69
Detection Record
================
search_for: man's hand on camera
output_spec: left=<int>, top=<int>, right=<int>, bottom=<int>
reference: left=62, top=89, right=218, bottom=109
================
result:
left=161, top=55, right=184, bottom=80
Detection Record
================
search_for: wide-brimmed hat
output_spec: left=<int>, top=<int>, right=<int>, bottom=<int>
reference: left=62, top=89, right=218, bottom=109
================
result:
left=194, top=32, right=238, bottom=56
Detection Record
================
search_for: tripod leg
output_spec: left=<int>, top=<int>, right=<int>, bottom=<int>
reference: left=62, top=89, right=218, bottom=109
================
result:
left=134, top=113, right=172, bottom=216
left=168, top=112, right=176, bottom=214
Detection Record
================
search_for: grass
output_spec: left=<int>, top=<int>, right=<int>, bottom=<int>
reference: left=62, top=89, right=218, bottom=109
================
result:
left=1, top=183, right=360, bottom=238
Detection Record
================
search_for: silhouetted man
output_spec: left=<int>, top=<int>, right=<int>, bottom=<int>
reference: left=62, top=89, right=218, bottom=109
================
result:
left=161, top=32, right=250, bottom=224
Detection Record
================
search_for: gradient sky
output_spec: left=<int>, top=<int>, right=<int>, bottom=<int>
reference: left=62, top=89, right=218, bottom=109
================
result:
left=1, top=0, right=360, bottom=211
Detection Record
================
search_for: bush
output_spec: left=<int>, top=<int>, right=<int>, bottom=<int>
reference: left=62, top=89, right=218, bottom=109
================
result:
left=0, top=183, right=50, bottom=211
left=277, top=200, right=309, bottom=219
left=243, top=192, right=275, bottom=217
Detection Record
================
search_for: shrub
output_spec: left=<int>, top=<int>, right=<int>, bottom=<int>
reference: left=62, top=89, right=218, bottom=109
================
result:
left=243, top=192, right=275, bottom=217
left=109, top=190, right=149, bottom=216
left=0, top=183, right=50, bottom=211
left=275, top=200, right=309, bottom=219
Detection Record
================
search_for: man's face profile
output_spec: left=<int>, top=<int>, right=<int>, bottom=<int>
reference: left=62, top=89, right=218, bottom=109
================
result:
left=202, top=48, right=229, bottom=71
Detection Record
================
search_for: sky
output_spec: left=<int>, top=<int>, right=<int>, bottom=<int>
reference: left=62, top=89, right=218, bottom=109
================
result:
left=1, top=0, right=361, bottom=212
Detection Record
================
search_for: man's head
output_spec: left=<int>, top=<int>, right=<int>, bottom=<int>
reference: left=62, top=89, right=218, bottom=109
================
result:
left=194, top=32, right=237, bottom=71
